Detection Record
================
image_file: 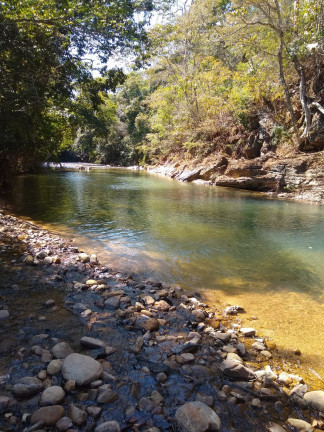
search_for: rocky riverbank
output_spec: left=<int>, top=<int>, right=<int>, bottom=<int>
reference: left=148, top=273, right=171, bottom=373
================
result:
left=1, top=209, right=324, bottom=432
left=147, top=151, right=324, bottom=205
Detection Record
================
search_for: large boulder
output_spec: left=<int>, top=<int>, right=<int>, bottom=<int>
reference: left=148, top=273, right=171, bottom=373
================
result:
left=62, top=353, right=103, bottom=386
left=175, top=401, right=221, bottom=432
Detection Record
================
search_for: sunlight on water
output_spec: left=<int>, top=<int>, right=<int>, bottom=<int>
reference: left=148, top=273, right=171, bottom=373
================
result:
left=6, top=167, right=324, bottom=382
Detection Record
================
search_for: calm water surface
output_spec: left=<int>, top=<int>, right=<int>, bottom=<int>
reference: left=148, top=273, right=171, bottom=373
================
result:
left=6, top=168, right=324, bottom=380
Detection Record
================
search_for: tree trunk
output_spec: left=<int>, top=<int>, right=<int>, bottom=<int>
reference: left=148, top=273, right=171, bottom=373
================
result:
left=277, top=39, right=300, bottom=145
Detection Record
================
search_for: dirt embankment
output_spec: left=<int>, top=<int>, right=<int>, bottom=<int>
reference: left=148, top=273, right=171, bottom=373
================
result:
left=147, top=151, right=324, bottom=204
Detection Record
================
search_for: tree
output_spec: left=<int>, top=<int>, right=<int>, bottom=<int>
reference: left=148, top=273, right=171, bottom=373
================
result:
left=0, top=0, right=166, bottom=181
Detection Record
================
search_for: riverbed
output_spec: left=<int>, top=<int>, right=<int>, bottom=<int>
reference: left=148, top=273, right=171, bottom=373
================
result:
left=3, top=166, right=324, bottom=384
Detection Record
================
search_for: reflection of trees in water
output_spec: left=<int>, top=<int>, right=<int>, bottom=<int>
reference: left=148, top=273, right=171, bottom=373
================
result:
left=7, top=170, right=324, bottom=301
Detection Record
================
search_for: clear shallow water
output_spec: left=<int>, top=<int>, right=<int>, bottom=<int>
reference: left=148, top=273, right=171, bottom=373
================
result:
left=7, top=168, right=324, bottom=300
left=5, top=168, right=324, bottom=382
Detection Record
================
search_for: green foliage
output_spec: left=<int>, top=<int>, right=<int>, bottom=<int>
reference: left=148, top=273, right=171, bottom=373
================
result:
left=0, top=0, right=163, bottom=178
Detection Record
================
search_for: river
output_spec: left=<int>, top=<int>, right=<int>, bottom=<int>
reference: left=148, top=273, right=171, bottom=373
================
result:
left=5, top=166, right=324, bottom=384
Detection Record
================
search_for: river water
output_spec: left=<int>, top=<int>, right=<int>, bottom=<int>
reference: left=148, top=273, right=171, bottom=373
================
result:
left=5, top=167, right=324, bottom=384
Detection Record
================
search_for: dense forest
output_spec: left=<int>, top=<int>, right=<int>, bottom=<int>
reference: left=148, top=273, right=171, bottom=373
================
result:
left=0, top=0, right=323, bottom=179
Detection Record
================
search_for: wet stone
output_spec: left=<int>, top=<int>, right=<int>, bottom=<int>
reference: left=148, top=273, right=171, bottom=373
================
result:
left=80, top=336, right=107, bottom=349
left=192, top=310, right=206, bottom=322
left=87, top=405, right=102, bottom=418
left=240, top=327, right=256, bottom=337
left=12, top=376, right=43, bottom=398
left=139, top=397, right=155, bottom=412
left=97, top=389, right=119, bottom=404
left=31, top=405, right=65, bottom=425
left=220, top=359, right=255, bottom=381
left=40, top=385, right=65, bottom=406
left=62, top=353, right=103, bottom=386
left=95, top=421, right=121, bottom=432
left=68, top=403, right=87, bottom=426
left=304, top=390, right=324, bottom=412
left=51, top=342, right=74, bottom=359
left=287, top=418, right=313, bottom=432
left=47, top=359, right=63, bottom=375
left=56, top=416, right=73, bottom=431
left=175, top=401, right=221, bottom=432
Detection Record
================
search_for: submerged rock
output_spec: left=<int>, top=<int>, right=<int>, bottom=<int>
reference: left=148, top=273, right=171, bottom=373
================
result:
left=175, top=401, right=221, bottom=432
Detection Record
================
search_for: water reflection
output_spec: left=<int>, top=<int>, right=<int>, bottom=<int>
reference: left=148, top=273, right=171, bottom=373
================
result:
left=7, top=169, right=324, bottom=301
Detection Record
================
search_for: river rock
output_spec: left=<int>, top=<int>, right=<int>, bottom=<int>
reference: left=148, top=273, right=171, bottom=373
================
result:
left=304, top=390, right=324, bottom=412
left=56, top=416, right=73, bottom=431
left=36, top=250, right=47, bottom=259
left=51, top=342, right=74, bottom=359
left=219, top=359, right=255, bottom=380
left=154, top=300, right=171, bottom=311
left=40, top=385, right=65, bottom=406
left=0, top=396, right=17, bottom=412
left=79, top=253, right=90, bottom=263
left=192, top=310, right=206, bottom=322
left=144, top=318, right=160, bottom=332
left=97, top=389, right=119, bottom=404
left=47, top=359, right=63, bottom=375
left=12, top=376, right=43, bottom=397
left=175, top=401, right=221, bottom=432
left=240, top=327, right=256, bottom=337
left=31, top=405, right=65, bottom=425
left=0, top=309, right=9, bottom=320
left=90, top=254, right=98, bottom=264
left=252, top=341, right=266, bottom=351
left=68, top=403, right=87, bottom=426
left=95, top=421, right=121, bottom=432
left=80, top=336, right=107, bottom=349
left=62, top=353, right=103, bottom=386
left=87, top=405, right=102, bottom=418
left=287, top=418, right=313, bottom=432
left=105, top=296, right=122, bottom=308
left=44, top=256, right=53, bottom=264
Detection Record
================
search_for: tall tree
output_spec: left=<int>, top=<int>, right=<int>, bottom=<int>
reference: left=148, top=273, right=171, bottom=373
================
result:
left=0, top=0, right=165, bottom=180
